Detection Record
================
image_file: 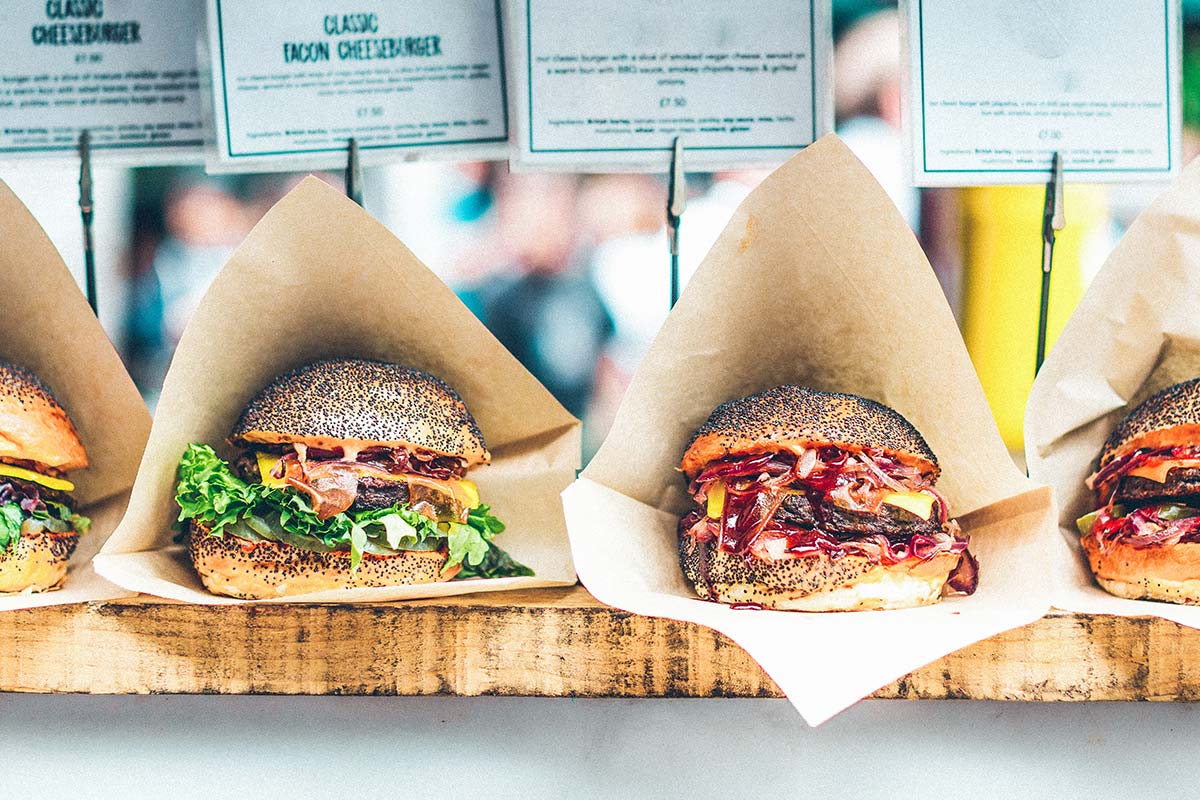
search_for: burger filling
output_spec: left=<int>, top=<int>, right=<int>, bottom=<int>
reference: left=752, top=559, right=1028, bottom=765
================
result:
left=0, top=462, right=90, bottom=556
left=679, top=446, right=977, bottom=593
left=1079, top=446, right=1200, bottom=552
left=174, top=443, right=531, bottom=579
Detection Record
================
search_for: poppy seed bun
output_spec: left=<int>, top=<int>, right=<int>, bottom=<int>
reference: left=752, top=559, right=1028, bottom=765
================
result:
left=681, top=385, right=937, bottom=480
left=231, top=358, right=489, bottom=466
left=188, top=521, right=459, bottom=600
left=679, top=535, right=960, bottom=611
left=0, top=530, right=80, bottom=593
left=1081, top=534, right=1200, bottom=604
left=1100, top=378, right=1200, bottom=468
left=0, top=360, right=87, bottom=472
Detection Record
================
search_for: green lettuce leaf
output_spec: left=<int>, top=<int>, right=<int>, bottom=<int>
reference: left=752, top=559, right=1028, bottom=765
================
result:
left=174, top=443, right=531, bottom=578
left=455, top=542, right=534, bottom=580
left=0, top=497, right=89, bottom=552
left=0, top=504, right=22, bottom=552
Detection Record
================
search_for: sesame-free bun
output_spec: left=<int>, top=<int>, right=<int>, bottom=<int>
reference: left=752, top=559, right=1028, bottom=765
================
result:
left=230, top=358, right=489, bottom=466
left=1081, top=534, right=1200, bottom=604
left=187, top=521, right=460, bottom=600
left=0, top=360, right=87, bottom=472
left=681, top=385, right=937, bottom=480
left=0, top=530, right=80, bottom=593
left=1099, top=377, right=1200, bottom=468
left=679, top=535, right=960, bottom=611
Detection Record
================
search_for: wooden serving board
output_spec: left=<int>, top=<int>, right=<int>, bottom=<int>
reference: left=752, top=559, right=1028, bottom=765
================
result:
left=0, top=585, right=1193, bottom=700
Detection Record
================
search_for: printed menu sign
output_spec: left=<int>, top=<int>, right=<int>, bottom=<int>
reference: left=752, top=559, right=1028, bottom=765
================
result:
left=0, top=1, right=205, bottom=163
left=507, top=0, right=833, bottom=172
left=906, top=0, right=1181, bottom=186
left=207, top=0, right=509, bottom=171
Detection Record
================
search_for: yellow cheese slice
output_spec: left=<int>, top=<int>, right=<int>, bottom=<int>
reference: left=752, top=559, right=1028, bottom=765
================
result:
left=882, top=491, right=935, bottom=521
left=0, top=463, right=74, bottom=492
left=256, top=452, right=289, bottom=488
left=706, top=482, right=726, bottom=519
left=1127, top=459, right=1200, bottom=484
left=458, top=479, right=480, bottom=509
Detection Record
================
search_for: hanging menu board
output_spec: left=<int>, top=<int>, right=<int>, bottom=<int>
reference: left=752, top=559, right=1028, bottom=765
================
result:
left=206, top=0, right=509, bottom=172
left=507, top=0, right=833, bottom=172
left=0, top=0, right=205, bottom=163
left=905, top=0, right=1181, bottom=186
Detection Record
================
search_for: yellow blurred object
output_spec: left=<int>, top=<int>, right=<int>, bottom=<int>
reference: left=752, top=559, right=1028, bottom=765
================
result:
left=960, top=184, right=1109, bottom=451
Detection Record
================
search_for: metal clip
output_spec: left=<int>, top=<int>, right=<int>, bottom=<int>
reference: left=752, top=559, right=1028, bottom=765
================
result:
left=667, top=137, right=686, bottom=306
left=1036, top=151, right=1065, bottom=373
left=77, top=130, right=97, bottom=314
left=345, top=137, right=363, bottom=207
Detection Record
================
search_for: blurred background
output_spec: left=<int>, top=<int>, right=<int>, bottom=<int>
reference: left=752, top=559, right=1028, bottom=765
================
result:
left=6, top=1, right=1200, bottom=460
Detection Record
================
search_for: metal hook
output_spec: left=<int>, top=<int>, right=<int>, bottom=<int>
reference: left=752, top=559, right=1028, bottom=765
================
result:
left=1036, top=151, right=1065, bottom=374
left=667, top=137, right=686, bottom=307
left=77, top=130, right=97, bottom=315
left=345, top=137, right=363, bottom=207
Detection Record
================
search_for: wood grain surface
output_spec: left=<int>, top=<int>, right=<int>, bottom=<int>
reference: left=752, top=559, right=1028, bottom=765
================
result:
left=0, top=586, right=1193, bottom=700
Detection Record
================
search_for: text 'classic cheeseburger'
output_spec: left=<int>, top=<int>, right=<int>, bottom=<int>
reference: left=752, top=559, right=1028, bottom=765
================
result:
left=1079, top=377, right=1200, bottom=604
left=678, top=385, right=977, bottom=611
left=0, top=360, right=90, bottom=593
left=175, top=358, right=530, bottom=599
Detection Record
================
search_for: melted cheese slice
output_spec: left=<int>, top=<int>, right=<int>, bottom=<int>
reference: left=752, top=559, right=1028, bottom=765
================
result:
left=0, top=464, right=73, bottom=492
left=256, top=451, right=480, bottom=507
left=1127, top=459, right=1200, bottom=484
left=706, top=482, right=726, bottom=519
left=256, top=452, right=288, bottom=488
left=881, top=491, right=935, bottom=521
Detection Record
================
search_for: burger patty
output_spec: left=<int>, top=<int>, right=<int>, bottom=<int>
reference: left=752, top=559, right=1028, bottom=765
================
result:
left=1116, top=468, right=1200, bottom=505
left=775, top=492, right=941, bottom=543
left=353, top=476, right=411, bottom=511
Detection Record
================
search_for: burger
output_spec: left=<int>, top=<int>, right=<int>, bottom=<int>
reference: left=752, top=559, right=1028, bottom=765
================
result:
left=0, top=360, right=90, bottom=593
left=174, top=357, right=530, bottom=599
left=1078, top=377, right=1200, bottom=604
left=677, top=385, right=977, bottom=611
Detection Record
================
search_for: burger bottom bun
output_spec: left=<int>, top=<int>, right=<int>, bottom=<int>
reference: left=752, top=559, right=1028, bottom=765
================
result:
left=1081, top=534, right=1200, bottom=605
left=188, top=521, right=458, bottom=600
left=679, top=535, right=960, bottom=612
left=0, top=530, right=79, bottom=594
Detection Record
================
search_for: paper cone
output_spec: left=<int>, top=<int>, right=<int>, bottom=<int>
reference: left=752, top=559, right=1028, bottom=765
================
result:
left=96, top=177, right=580, bottom=604
left=0, top=181, right=150, bottom=610
left=1026, top=157, right=1200, bottom=626
left=561, top=135, right=1056, bottom=725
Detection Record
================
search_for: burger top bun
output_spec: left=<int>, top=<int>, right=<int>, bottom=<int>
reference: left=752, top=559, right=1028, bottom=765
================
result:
left=680, top=384, right=937, bottom=480
left=1100, top=377, right=1200, bottom=468
left=230, top=358, right=489, bottom=466
left=0, top=360, right=87, bottom=472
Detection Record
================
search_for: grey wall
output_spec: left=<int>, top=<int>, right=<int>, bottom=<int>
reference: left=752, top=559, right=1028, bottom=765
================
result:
left=2, top=695, right=1195, bottom=798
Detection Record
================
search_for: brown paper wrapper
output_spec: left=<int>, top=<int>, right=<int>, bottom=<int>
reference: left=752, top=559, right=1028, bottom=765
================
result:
left=0, top=181, right=150, bottom=610
left=96, top=177, right=580, bottom=604
left=561, top=135, right=1057, bottom=725
left=1026, top=158, right=1200, bottom=626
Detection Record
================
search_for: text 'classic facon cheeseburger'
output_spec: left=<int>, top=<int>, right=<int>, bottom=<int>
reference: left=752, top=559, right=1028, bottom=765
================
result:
left=678, top=385, right=977, bottom=611
left=175, top=357, right=530, bottom=599
left=0, top=360, right=90, bottom=593
left=1079, top=377, right=1200, bottom=604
